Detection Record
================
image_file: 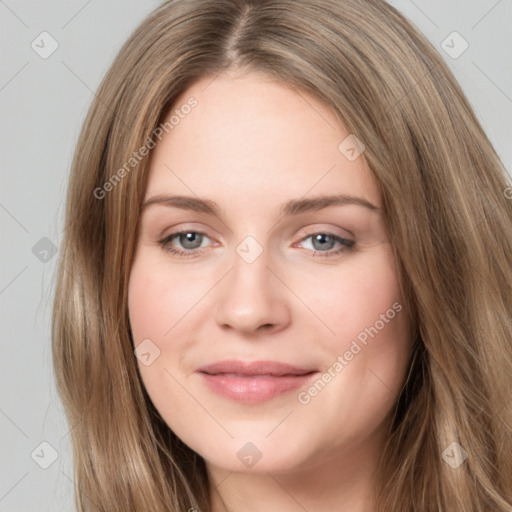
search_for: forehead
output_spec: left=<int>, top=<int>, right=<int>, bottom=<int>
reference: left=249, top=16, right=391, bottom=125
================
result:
left=145, top=71, right=380, bottom=212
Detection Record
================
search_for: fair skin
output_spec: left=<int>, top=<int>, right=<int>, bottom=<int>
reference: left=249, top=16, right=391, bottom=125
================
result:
left=128, top=70, right=412, bottom=512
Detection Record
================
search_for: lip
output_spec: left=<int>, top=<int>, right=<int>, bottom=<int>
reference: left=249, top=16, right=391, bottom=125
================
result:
left=196, top=360, right=318, bottom=404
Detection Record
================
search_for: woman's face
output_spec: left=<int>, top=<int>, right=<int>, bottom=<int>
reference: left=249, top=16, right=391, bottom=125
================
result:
left=128, top=71, right=412, bottom=474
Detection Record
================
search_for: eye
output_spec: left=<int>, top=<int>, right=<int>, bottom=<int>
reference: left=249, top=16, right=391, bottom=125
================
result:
left=159, top=230, right=212, bottom=257
left=298, top=232, right=354, bottom=257
left=158, top=230, right=355, bottom=259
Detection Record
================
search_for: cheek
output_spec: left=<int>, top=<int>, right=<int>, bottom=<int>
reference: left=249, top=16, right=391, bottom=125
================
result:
left=304, top=244, right=405, bottom=347
left=127, top=252, right=216, bottom=397
left=127, top=270, right=159, bottom=341
left=128, top=253, right=207, bottom=342
left=302, top=244, right=411, bottom=405
left=306, top=245, right=410, bottom=419
left=127, top=256, right=196, bottom=419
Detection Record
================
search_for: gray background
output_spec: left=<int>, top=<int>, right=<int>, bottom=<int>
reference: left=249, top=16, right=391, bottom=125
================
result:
left=1, top=1, right=511, bottom=510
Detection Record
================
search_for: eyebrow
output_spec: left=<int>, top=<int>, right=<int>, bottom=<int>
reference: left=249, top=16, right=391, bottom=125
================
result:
left=141, top=194, right=379, bottom=217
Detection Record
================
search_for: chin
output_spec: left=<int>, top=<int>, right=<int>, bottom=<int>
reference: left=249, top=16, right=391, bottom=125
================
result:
left=196, top=438, right=309, bottom=474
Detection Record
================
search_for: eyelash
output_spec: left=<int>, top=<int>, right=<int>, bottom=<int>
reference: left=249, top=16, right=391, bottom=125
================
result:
left=158, top=230, right=355, bottom=259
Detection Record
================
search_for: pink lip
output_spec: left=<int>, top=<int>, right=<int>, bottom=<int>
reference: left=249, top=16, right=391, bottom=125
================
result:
left=196, top=360, right=318, bottom=404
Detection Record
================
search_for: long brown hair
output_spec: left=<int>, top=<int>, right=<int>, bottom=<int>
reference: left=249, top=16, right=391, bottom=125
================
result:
left=52, top=0, right=512, bottom=510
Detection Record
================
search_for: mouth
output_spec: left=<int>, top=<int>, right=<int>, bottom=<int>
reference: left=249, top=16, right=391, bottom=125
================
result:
left=196, top=360, right=318, bottom=404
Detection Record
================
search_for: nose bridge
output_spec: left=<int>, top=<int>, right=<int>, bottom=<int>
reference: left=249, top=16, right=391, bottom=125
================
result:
left=213, top=235, right=289, bottom=334
left=231, top=239, right=271, bottom=293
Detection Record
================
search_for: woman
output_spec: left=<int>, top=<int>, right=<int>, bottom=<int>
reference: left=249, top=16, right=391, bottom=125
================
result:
left=52, top=0, right=512, bottom=510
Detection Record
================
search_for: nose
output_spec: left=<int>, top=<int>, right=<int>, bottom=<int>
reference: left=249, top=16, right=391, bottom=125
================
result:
left=213, top=244, right=291, bottom=336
